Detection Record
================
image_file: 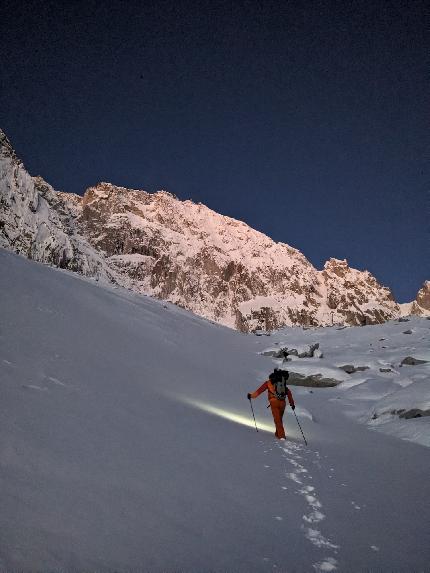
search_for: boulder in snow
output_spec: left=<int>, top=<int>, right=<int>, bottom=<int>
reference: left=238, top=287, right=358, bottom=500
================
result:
left=287, top=372, right=341, bottom=388
left=400, top=356, right=428, bottom=366
left=261, top=349, right=279, bottom=357
left=398, top=408, right=430, bottom=420
left=264, top=343, right=321, bottom=360
left=297, top=342, right=320, bottom=358
left=339, top=364, right=370, bottom=374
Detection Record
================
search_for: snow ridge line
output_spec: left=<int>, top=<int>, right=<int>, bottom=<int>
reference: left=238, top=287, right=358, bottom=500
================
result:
left=278, top=441, right=340, bottom=572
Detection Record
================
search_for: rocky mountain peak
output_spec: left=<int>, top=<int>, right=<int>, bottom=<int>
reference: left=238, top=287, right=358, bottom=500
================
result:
left=0, top=129, right=20, bottom=164
left=83, top=182, right=134, bottom=206
left=416, top=281, right=430, bottom=311
left=323, top=258, right=350, bottom=277
left=1, top=128, right=421, bottom=331
left=71, top=183, right=400, bottom=329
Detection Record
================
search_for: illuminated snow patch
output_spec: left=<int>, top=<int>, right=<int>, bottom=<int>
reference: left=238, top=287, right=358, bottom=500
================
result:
left=179, top=398, right=276, bottom=433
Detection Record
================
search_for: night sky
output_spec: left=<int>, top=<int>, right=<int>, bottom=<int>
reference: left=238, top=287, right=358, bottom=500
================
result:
left=1, top=0, right=428, bottom=301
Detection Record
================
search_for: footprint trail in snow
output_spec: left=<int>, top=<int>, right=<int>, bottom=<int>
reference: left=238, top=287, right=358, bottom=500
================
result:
left=278, top=440, right=340, bottom=572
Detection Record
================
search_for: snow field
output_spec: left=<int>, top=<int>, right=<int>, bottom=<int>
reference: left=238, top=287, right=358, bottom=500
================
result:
left=1, top=249, right=429, bottom=572
left=262, top=318, right=430, bottom=447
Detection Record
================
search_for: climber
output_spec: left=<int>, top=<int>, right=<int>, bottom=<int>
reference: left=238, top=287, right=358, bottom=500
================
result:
left=247, top=368, right=295, bottom=440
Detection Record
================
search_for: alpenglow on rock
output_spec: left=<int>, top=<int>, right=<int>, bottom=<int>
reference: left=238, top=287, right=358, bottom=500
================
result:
left=0, top=128, right=410, bottom=331
left=416, top=281, right=430, bottom=311
left=399, top=281, right=430, bottom=318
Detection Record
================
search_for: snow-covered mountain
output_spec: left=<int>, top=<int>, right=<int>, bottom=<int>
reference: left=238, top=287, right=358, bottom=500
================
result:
left=0, top=130, right=116, bottom=282
left=78, top=182, right=401, bottom=330
left=1, top=248, right=429, bottom=572
left=1, top=128, right=426, bottom=330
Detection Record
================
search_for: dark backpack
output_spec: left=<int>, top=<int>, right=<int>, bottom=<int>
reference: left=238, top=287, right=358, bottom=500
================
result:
left=269, top=369, right=289, bottom=400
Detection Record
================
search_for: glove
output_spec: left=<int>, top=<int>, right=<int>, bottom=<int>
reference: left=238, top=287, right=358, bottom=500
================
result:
left=247, top=393, right=251, bottom=400
left=291, top=404, right=296, bottom=410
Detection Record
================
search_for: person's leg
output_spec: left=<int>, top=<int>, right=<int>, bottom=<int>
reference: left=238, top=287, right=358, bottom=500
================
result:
left=270, top=400, right=286, bottom=439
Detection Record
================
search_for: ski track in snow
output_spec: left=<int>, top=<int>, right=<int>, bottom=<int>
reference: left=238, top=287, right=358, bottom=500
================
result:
left=45, top=375, right=67, bottom=387
left=278, top=440, right=340, bottom=572
left=23, top=384, right=48, bottom=391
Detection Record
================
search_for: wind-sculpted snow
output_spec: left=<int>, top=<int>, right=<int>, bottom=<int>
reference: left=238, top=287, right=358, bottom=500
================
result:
left=1, top=249, right=430, bottom=572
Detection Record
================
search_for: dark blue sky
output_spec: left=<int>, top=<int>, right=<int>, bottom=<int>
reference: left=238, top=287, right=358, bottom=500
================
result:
left=1, top=0, right=428, bottom=301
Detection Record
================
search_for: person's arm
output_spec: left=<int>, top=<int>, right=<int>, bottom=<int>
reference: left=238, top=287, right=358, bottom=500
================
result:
left=287, top=388, right=295, bottom=409
left=248, top=381, right=269, bottom=399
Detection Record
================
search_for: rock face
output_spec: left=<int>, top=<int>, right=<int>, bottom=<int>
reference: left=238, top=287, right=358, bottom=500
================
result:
left=321, top=258, right=397, bottom=325
left=0, top=128, right=408, bottom=331
left=416, top=281, right=430, bottom=311
left=0, top=130, right=113, bottom=281
left=76, top=182, right=400, bottom=330
left=399, top=281, right=430, bottom=318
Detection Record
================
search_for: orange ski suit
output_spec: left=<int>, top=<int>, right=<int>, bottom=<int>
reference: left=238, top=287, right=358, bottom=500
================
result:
left=250, top=380, right=295, bottom=439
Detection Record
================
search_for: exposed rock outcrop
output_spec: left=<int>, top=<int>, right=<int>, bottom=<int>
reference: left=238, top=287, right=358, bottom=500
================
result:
left=399, top=282, right=430, bottom=318
left=322, top=258, right=397, bottom=326
left=400, top=356, right=428, bottom=366
left=339, top=364, right=370, bottom=374
left=416, top=281, right=430, bottom=311
left=372, top=408, right=430, bottom=420
left=286, top=372, right=341, bottom=387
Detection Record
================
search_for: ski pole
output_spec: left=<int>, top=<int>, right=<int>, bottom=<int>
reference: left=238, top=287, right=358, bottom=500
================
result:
left=293, top=409, right=308, bottom=446
left=248, top=398, right=259, bottom=432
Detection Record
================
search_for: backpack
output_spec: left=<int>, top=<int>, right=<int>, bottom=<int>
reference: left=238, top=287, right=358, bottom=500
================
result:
left=269, top=369, right=289, bottom=400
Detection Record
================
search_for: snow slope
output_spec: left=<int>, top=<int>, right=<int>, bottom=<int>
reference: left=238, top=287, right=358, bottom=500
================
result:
left=1, top=249, right=429, bottom=572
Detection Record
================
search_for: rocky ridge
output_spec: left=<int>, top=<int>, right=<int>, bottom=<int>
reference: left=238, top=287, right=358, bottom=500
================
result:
left=1, top=128, right=426, bottom=331
left=72, top=181, right=401, bottom=329
left=0, top=130, right=114, bottom=282
left=399, top=281, right=430, bottom=318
